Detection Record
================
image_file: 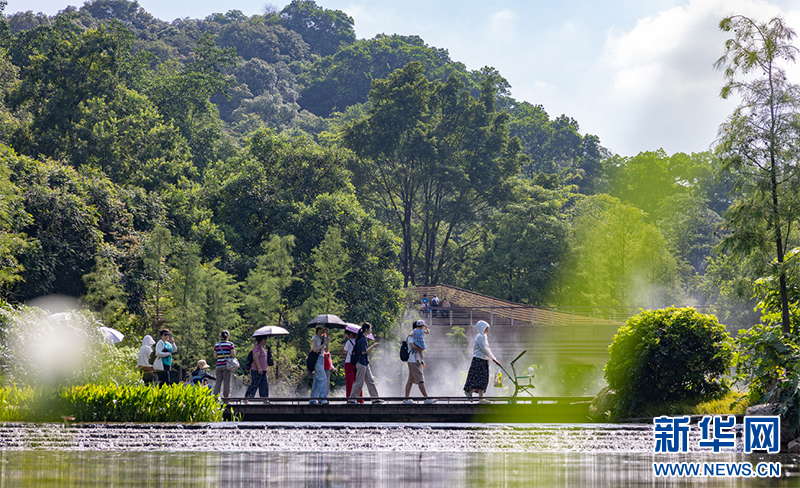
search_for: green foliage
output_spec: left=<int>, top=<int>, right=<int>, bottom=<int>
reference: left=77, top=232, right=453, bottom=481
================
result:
left=735, top=324, right=800, bottom=435
left=753, top=260, right=800, bottom=333
left=0, top=146, right=31, bottom=295
left=69, top=87, right=195, bottom=191
left=279, top=0, right=355, bottom=56
left=60, top=383, right=224, bottom=422
left=604, top=307, right=733, bottom=418
left=9, top=158, right=105, bottom=298
left=80, top=256, right=129, bottom=329
left=9, top=21, right=133, bottom=159
left=467, top=180, right=571, bottom=305
left=699, top=252, right=761, bottom=332
left=0, top=305, right=140, bottom=388
left=300, top=227, right=349, bottom=321
left=142, top=225, right=172, bottom=327
left=0, top=385, right=66, bottom=422
left=217, top=20, right=308, bottom=63
left=299, top=34, right=470, bottom=117
left=242, top=235, right=299, bottom=331
left=557, top=194, right=682, bottom=307
left=509, top=102, right=603, bottom=192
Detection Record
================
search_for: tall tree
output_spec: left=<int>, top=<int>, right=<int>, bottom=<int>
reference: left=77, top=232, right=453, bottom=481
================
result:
left=467, top=180, right=571, bottom=305
left=167, top=240, right=205, bottom=365
left=300, top=227, right=349, bottom=319
left=81, top=255, right=128, bottom=327
left=0, top=146, right=31, bottom=296
left=344, top=62, right=523, bottom=286
left=142, top=225, right=173, bottom=328
left=9, top=21, right=131, bottom=159
left=714, top=15, right=800, bottom=334
left=279, top=0, right=355, bottom=56
left=557, top=195, right=681, bottom=308
left=242, top=235, right=299, bottom=330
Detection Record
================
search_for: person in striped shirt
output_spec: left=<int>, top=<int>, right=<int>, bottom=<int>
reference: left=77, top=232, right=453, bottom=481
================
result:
left=213, top=330, right=236, bottom=398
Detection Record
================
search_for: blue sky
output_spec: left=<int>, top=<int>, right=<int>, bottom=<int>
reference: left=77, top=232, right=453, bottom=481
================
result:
left=6, top=0, right=800, bottom=157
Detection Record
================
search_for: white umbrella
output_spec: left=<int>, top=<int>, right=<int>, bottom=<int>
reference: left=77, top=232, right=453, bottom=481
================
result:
left=47, top=312, right=72, bottom=322
left=98, top=326, right=124, bottom=344
left=251, top=325, right=290, bottom=337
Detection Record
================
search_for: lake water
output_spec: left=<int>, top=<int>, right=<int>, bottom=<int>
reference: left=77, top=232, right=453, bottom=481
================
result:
left=1, top=422, right=796, bottom=487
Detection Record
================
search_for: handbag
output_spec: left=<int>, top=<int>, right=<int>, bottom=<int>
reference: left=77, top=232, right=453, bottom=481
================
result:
left=267, top=347, right=274, bottom=367
left=306, top=350, right=319, bottom=372
left=218, top=342, right=239, bottom=371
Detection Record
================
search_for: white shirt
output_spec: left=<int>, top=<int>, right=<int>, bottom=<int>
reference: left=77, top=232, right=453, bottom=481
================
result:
left=344, top=338, right=355, bottom=363
left=407, top=333, right=420, bottom=362
left=473, top=332, right=497, bottom=361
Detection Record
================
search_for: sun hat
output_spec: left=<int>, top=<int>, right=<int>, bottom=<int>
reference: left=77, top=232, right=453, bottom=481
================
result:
left=196, top=359, right=210, bottom=370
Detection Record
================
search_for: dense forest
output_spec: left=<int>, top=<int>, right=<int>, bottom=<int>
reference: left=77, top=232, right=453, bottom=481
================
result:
left=0, top=0, right=789, bottom=368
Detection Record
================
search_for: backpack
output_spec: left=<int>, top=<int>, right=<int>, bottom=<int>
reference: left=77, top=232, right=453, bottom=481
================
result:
left=349, top=339, right=360, bottom=366
left=245, top=349, right=254, bottom=372
left=399, top=340, right=410, bottom=362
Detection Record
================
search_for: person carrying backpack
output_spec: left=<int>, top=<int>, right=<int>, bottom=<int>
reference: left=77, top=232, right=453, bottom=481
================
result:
left=403, top=320, right=436, bottom=404
left=245, top=336, right=270, bottom=399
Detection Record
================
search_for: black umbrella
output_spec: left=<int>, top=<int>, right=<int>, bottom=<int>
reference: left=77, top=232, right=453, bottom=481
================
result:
left=307, top=314, right=347, bottom=329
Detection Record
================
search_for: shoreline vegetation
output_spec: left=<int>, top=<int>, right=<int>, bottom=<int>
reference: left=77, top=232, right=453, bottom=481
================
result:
left=0, top=384, right=225, bottom=423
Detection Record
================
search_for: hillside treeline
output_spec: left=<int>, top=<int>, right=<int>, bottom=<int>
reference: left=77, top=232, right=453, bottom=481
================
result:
left=0, top=0, right=767, bottom=366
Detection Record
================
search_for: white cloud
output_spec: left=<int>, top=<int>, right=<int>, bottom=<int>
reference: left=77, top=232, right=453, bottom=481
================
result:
left=484, top=9, right=518, bottom=46
left=594, top=0, right=799, bottom=155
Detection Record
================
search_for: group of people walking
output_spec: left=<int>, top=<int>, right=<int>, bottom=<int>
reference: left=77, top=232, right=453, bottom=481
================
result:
left=135, top=315, right=502, bottom=404
left=136, top=328, right=271, bottom=399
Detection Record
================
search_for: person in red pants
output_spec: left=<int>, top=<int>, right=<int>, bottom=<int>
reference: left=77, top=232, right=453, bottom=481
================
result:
left=343, top=325, right=363, bottom=403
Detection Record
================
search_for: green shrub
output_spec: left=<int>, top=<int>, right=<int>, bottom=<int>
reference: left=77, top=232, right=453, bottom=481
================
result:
left=604, top=307, right=733, bottom=418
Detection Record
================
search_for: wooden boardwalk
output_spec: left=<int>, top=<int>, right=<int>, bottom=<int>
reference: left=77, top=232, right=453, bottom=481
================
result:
left=224, top=397, right=593, bottom=423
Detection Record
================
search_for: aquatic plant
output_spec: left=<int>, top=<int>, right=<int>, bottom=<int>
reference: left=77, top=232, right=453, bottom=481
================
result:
left=60, top=383, right=225, bottom=423
left=0, top=383, right=225, bottom=423
left=0, top=385, right=66, bottom=422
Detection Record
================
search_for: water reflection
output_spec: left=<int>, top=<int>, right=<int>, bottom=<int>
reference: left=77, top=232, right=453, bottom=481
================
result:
left=0, top=451, right=796, bottom=487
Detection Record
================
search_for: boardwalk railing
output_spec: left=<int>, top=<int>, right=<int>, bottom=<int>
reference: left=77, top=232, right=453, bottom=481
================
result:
left=417, top=305, right=635, bottom=328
